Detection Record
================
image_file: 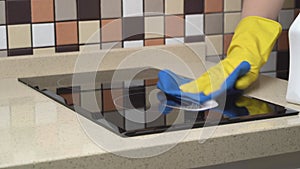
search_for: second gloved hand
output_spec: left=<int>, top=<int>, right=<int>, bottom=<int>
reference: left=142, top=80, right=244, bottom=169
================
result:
left=180, top=16, right=282, bottom=95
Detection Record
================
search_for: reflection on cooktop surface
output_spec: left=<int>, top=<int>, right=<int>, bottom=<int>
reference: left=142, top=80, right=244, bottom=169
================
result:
left=19, top=67, right=299, bottom=137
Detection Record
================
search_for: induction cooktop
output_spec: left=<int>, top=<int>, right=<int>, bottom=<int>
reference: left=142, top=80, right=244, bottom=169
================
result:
left=19, top=68, right=299, bottom=137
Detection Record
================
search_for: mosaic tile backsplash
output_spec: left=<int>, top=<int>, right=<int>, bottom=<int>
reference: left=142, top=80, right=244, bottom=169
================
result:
left=0, top=0, right=299, bottom=79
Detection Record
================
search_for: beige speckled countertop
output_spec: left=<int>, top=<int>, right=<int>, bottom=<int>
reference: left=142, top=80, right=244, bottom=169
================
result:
left=1, top=44, right=300, bottom=169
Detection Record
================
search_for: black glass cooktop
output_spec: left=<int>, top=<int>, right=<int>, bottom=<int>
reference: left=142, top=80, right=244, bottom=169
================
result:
left=19, top=68, right=299, bottom=137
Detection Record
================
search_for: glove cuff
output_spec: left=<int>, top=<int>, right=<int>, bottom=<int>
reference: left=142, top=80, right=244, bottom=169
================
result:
left=226, top=16, right=282, bottom=70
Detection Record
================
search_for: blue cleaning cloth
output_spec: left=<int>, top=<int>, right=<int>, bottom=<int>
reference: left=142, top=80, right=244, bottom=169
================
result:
left=156, top=61, right=251, bottom=105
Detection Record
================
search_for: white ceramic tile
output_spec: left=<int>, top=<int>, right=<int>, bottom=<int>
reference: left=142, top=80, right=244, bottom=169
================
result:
left=185, top=14, right=204, bottom=36
left=165, top=37, right=184, bottom=45
left=32, top=23, right=55, bottom=47
left=261, top=51, right=277, bottom=72
left=0, top=26, right=7, bottom=50
left=279, top=10, right=294, bottom=30
left=123, top=40, right=143, bottom=48
left=123, top=0, right=143, bottom=17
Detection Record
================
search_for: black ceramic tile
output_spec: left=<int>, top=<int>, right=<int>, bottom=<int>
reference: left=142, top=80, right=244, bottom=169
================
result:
left=77, top=0, right=100, bottom=20
left=276, top=51, right=290, bottom=80
left=125, top=86, right=145, bottom=109
left=296, top=0, right=300, bottom=8
left=7, top=48, right=33, bottom=56
left=6, top=0, right=31, bottom=24
left=122, top=17, right=144, bottom=41
left=184, top=0, right=204, bottom=14
left=55, top=45, right=79, bottom=53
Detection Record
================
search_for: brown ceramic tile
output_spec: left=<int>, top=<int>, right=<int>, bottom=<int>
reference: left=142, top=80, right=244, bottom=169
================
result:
left=165, top=15, right=184, bottom=37
left=184, top=0, right=204, bottom=14
left=6, top=0, right=31, bottom=24
left=144, top=78, right=158, bottom=86
left=223, top=33, right=233, bottom=55
left=278, top=30, right=289, bottom=51
left=122, top=16, right=144, bottom=41
left=55, top=45, right=79, bottom=53
left=205, top=13, right=223, bottom=35
left=101, top=19, right=122, bottom=42
left=144, top=39, right=164, bottom=46
left=204, top=0, right=223, bottom=13
left=31, top=0, right=54, bottom=23
left=103, top=89, right=123, bottom=112
left=56, top=21, right=78, bottom=46
left=77, top=0, right=100, bottom=20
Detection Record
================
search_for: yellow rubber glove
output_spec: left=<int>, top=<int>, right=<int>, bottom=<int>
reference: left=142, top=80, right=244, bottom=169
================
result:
left=235, top=96, right=273, bottom=115
left=180, top=16, right=282, bottom=95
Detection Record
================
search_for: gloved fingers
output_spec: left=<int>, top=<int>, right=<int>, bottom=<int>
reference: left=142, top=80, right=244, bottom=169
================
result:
left=157, top=69, right=192, bottom=96
left=222, top=61, right=251, bottom=90
left=179, top=74, right=211, bottom=94
left=179, top=62, right=228, bottom=94
left=235, top=71, right=258, bottom=90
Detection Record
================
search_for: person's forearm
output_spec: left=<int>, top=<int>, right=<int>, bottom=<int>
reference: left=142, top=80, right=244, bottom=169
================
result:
left=242, top=0, right=285, bottom=20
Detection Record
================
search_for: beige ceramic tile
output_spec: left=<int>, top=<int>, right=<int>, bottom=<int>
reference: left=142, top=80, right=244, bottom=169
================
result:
left=79, top=44, right=100, bottom=52
left=206, top=35, right=223, bottom=56
left=79, top=21, right=100, bottom=44
left=33, top=48, right=55, bottom=55
left=224, top=12, right=241, bottom=33
left=165, top=0, right=184, bottom=14
left=145, top=16, right=164, bottom=38
left=224, top=0, right=242, bottom=12
left=282, top=0, right=295, bottom=9
left=8, top=24, right=32, bottom=49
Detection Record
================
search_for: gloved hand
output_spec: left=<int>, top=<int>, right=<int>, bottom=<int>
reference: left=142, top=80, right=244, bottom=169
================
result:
left=180, top=16, right=282, bottom=95
left=157, top=62, right=249, bottom=105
